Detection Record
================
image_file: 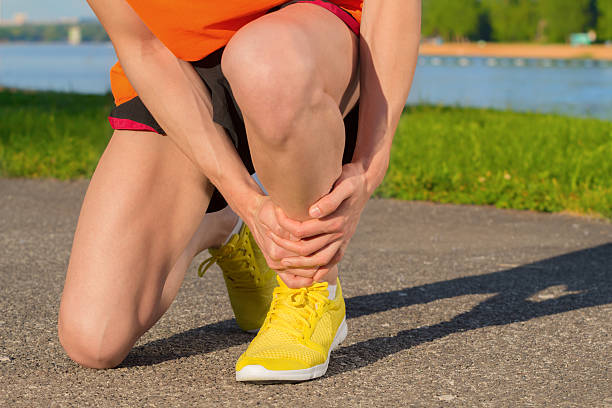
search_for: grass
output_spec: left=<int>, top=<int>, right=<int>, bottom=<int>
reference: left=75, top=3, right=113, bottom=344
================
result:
left=378, top=105, right=612, bottom=219
left=1, top=90, right=611, bottom=218
left=0, top=89, right=113, bottom=179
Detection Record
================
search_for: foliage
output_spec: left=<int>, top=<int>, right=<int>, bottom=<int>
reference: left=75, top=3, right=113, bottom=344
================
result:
left=377, top=105, right=612, bottom=219
left=1, top=91, right=611, bottom=219
left=0, top=90, right=113, bottom=179
left=597, top=0, right=612, bottom=40
left=0, top=22, right=109, bottom=42
left=422, top=0, right=481, bottom=41
left=422, top=0, right=605, bottom=43
left=483, top=0, right=539, bottom=42
left=79, top=22, right=111, bottom=42
left=538, top=0, right=591, bottom=42
left=1, top=2, right=610, bottom=44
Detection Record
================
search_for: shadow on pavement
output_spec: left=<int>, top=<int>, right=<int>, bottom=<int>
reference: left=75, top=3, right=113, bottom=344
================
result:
left=123, top=243, right=612, bottom=370
left=328, top=243, right=612, bottom=376
left=120, top=319, right=253, bottom=368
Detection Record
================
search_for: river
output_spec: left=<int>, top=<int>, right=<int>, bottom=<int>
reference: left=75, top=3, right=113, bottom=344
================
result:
left=1, top=43, right=611, bottom=120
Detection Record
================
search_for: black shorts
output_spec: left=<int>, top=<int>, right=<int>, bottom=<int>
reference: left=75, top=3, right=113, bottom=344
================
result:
left=108, top=1, right=360, bottom=213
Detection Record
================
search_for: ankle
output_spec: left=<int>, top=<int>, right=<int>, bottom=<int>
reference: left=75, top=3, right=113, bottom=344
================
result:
left=321, top=265, right=338, bottom=285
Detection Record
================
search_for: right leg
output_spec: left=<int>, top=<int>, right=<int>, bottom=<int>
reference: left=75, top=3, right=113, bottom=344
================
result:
left=222, top=3, right=359, bottom=286
left=58, top=129, right=236, bottom=369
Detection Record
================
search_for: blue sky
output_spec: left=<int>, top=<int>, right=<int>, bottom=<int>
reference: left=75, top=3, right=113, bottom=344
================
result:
left=0, top=0, right=95, bottom=21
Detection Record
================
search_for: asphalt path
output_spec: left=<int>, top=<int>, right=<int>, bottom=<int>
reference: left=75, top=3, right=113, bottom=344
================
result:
left=0, top=179, right=611, bottom=407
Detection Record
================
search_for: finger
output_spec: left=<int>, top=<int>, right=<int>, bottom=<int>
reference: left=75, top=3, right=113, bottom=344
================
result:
left=266, top=229, right=342, bottom=256
left=309, top=179, right=354, bottom=218
left=264, top=240, right=297, bottom=262
left=281, top=240, right=343, bottom=269
left=313, top=250, right=343, bottom=282
left=260, top=211, right=293, bottom=240
left=264, top=255, right=291, bottom=271
left=274, top=266, right=318, bottom=278
left=277, top=272, right=314, bottom=289
left=262, top=249, right=318, bottom=278
left=274, top=207, right=304, bottom=240
left=313, top=265, right=332, bottom=282
left=289, top=216, right=345, bottom=239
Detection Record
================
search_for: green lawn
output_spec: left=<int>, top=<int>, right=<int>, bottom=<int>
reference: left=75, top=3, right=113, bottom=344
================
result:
left=0, top=90, right=113, bottom=179
left=2, top=90, right=611, bottom=218
left=379, top=105, right=612, bottom=219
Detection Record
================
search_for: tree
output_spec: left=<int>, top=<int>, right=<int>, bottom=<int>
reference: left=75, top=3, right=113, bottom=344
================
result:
left=42, top=24, right=67, bottom=42
left=538, top=0, right=591, bottom=42
left=422, top=0, right=480, bottom=41
left=483, top=0, right=539, bottom=42
left=597, top=0, right=612, bottom=41
left=80, top=22, right=110, bottom=42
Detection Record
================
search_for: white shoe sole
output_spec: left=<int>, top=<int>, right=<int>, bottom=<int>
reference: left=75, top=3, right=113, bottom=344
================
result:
left=236, top=318, right=348, bottom=382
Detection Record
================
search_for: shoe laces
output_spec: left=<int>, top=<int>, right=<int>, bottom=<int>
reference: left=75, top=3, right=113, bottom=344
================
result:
left=198, top=232, right=260, bottom=289
left=263, top=282, right=330, bottom=339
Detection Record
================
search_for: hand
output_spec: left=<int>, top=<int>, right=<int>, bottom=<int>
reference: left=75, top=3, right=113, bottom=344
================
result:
left=244, top=193, right=318, bottom=288
left=268, top=162, right=371, bottom=282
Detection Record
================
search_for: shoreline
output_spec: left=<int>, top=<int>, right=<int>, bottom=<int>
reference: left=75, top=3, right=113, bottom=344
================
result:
left=419, top=42, right=612, bottom=60
left=1, top=41, right=611, bottom=60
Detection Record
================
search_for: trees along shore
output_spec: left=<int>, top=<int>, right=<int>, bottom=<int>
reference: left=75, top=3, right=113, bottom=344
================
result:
left=422, top=0, right=612, bottom=44
left=1, top=90, right=610, bottom=219
left=1, top=1, right=612, bottom=45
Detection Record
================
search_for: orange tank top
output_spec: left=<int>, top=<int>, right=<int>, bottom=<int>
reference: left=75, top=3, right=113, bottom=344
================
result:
left=111, top=0, right=363, bottom=105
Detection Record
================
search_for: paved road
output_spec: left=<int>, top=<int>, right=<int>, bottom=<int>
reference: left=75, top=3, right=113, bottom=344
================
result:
left=1, top=179, right=611, bottom=407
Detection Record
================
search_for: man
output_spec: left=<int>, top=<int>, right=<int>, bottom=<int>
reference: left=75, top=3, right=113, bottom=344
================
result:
left=58, top=0, right=421, bottom=381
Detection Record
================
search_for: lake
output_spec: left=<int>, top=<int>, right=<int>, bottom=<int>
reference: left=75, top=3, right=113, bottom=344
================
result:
left=1, top=43, right=612, bottom=120
left=0, top=43, right=115, bottom=95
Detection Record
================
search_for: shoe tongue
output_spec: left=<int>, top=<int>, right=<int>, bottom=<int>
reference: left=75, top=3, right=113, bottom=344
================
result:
left=270, top=278, right=332, bottom=331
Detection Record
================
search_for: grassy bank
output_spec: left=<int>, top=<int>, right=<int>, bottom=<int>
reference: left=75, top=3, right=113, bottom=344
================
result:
left=1, top=90, right=611, bottom=218
left=379, top=105, right=612, bottom=218
left=0, top=90, right=112, bottom=179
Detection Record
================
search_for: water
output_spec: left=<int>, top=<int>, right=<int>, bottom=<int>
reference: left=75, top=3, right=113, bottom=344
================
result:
left=1, top=43, right=612, bottom=120
left=0, top=43, right=116, bottom=94
left=409, top=56, right=612, bottom=120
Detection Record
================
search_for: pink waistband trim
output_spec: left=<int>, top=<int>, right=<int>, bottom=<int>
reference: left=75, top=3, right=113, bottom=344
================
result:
left=108, top=117, right=158, bottom=133
left=294, top=0, right=360, bottom=36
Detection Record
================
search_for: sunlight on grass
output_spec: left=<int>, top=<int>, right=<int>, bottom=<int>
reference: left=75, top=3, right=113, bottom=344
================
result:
left=0, top=90, right=112, bottom=179
left=1, top=90, right=611, bottom=218
left=377, top=105, right=612, bottom=218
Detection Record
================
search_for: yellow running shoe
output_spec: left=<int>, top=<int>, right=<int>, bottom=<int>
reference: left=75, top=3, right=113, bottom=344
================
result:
left=198, top=223, right=277, bottom=333
left=235, top=276, right=347, bottom=382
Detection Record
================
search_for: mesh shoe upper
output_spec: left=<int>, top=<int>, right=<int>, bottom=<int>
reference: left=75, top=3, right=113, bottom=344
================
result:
left=198, top=224, right=277, bottom=332
left=236, top=276, right=346, bottom=372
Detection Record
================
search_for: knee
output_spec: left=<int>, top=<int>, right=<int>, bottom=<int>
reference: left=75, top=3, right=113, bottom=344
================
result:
left=58, top=303, right=132, bottom=369
left=222, top=23, right=323, bottom=146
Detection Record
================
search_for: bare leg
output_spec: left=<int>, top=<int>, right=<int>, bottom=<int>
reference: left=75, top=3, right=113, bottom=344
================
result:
left=222, top=3, right=359, bottom=284
left=58, top=129, right=235, bottom=368
left=60, top=3, right=359, bottom=369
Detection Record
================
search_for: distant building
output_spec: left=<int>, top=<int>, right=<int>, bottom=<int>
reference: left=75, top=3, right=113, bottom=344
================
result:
left=0, top=10, right=29, bottom=26
left=68, top=25, right=82, bottom=45
left=570, top=30, right=597, bottom=46
left=12, top=12, right=27, bottom=25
